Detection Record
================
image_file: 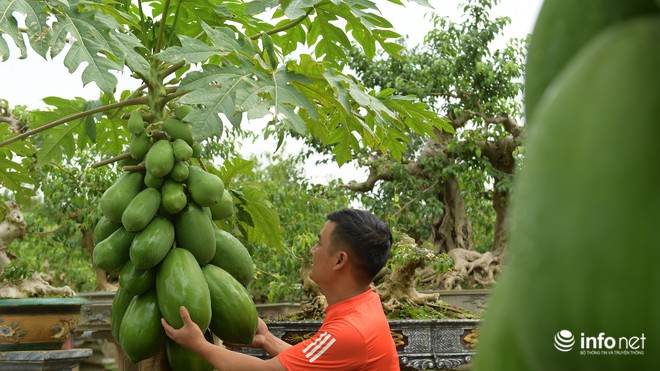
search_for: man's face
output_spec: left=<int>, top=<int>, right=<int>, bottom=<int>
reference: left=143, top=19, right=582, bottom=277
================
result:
left=309, top=221, right=339, bottom=285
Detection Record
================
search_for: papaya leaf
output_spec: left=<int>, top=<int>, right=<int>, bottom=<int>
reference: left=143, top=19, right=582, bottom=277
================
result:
left=30, top=96, right=126, bottom=165
left=247, top=68, right=318, bottom=134
left=219, top=156, right=255, bottom=186
left=328, top=126, right=356, bottom=166
left=202, top=23, right=252, bottom=55
left=0, top=36, right=9, bottom=61
left=0, top=0, right=50, bottom=59
left=322, top=69, right=351, bottom=113
left=269, top=18, right=307, bottom=56
left=279, top=0, right=322, bottom=19
left=155, top=35, right=232, bottom=64
left=403, top=0, right=433, bottom=7
left=49, top=7, right=139, bottom=93
left=238, top=185, right=283, bottom=249
left=317, top=1, right=402, bottom=60
left=0, top=157, right=36, bottom=203
left=245, top=0, right=279, bottom=15
left=108, top=32, right=150, bottom=78
left=179, top=63, right=258, bottom=142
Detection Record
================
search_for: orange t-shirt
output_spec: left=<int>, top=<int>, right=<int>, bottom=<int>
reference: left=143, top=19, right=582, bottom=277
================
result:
left=277, top=289, right=399, bottom=370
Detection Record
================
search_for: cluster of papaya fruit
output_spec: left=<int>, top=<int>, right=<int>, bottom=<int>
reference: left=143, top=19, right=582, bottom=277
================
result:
left=473, top=1, right=660, bottom=370
left=92, top=106, right=258, bottom=369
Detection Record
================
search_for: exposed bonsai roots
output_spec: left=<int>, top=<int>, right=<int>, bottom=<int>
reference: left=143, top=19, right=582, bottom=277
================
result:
left=0, top=272, right=76, bottom=298
left=422, top=248, right=502, bottom=290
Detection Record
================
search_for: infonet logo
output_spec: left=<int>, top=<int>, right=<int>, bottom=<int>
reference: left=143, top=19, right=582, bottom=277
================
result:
left=554, top=330, right=646, bottom=356
left=554, top=330, right=575, bottom=352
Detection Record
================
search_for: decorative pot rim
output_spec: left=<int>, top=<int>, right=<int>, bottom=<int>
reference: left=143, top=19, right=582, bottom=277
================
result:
left=0, top=297, right=89, bottom=307
left=265, top=318, right=481, bottom=325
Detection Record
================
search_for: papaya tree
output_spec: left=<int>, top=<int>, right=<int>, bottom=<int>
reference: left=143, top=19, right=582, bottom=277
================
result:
left=0, top=0, right=449, bottom=296
left=344, top=0, right=527, bottom=289
left=0, top=0, right=448, bottom=169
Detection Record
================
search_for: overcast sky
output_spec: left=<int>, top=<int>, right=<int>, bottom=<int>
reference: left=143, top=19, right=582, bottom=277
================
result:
left=0, top=0, right=543, bottom=182
left=0, top=0, right=542, bottom=109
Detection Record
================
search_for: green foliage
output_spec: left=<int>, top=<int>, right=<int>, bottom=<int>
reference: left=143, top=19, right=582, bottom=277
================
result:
left=386, top=302, right=479, bottom=320
left=348, top=0, right=526, bottom=252
left=238, top=154, right=351, bottom=302
left=1, top=0, right=448, bottom=168
left=0, top=104, right=37, bottom=204
left=388, top=234, right=453, bottom=274
left=0, top=0, right=454, bottom=299
left=4, top=154, right=118, bottom=292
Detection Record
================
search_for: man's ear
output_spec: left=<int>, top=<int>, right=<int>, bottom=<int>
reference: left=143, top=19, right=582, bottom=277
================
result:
left=334, top=251, right=348, bottom=270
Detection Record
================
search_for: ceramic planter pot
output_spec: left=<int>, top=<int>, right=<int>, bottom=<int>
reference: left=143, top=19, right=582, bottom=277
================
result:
left=0, top=297, right=89, bottom=351
left=239, top=318, right=480, bottom=370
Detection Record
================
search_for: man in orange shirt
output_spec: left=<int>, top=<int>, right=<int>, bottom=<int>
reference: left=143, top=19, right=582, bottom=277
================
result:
left=162, top=208, right=400, bottom=370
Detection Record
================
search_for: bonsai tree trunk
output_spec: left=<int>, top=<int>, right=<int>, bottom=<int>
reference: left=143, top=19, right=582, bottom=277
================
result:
left=376, top=235, right=439, bottom=312
left=0, top=201, right=25, bottom=273
left=0, top=201, right=75, bottom=298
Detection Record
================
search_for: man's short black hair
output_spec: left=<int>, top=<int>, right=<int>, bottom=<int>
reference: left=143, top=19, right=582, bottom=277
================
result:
left=326, top=208, right=392, bottom=280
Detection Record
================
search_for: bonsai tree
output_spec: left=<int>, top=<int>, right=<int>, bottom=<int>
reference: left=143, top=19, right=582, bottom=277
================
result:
left=344, top=0, right=527, bottom=290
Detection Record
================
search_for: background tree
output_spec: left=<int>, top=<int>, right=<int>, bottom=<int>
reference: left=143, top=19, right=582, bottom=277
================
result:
left=345, top=0, right=527, bottom=289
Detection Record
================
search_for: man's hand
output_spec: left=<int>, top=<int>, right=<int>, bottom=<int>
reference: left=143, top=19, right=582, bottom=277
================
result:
left=224, top=318, right=269, bottom=349
left=161, top=306, right=206, bottom=350
left=245, top=318, right=271, bottom=348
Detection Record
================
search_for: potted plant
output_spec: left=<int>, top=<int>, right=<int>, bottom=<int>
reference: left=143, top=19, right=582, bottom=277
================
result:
left=0, top=200, right=92, bottom=369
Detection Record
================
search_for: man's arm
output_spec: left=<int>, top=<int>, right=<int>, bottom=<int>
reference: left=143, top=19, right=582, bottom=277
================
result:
left=161, top=306, right=287, bottom=371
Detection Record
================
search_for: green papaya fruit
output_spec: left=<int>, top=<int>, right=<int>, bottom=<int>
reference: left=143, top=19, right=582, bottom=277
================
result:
left=175, top=202, right=215, bottom=265
left=145, top=139, right=175, bottom=178
left=192, top=143, right=202, bottom=158
left=156, top=248, right=212, bottom=330
left=165, top=331, right=214, bottom=371
left=101, top=172, right=144, bottom=223
left=111, top=287, right=134, bottom=342
left=161, top=179, right=188, bottom=214
left=119, top=289, right=166, bottom=363
left=129, top=131, right=150, bottom=160
left=524, top=0, right=658, bottom=120
left=130, top=215, right=175, bottom=269
left=187, top=166, right=224, bottom=207
left=93, top=216, right=122, bottom=245
left=163, top=117, right=194, bottom=146
left=119, top=260, right=156, bottom=296
left=202, top=264, right=258, bottom=345
left=209, top=190, right=233, bottom=220
left=127, top=110, right=145, bottom=135
left=93, top=226, right=135, bottom=272
left=170, top=161, right=189, bottom=182
left=474, top=17, right=660, bottom=371
left=172, top=139, right=193, bottom=161
left=174, top=105, right=194, bottom=120
left=210, top=228, right=254, bottom=287
left=121, top=187, right=161, bottom=232
left=144, top=171, right=164, bottom=189
left=175, top=203, right=216, bottom=265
